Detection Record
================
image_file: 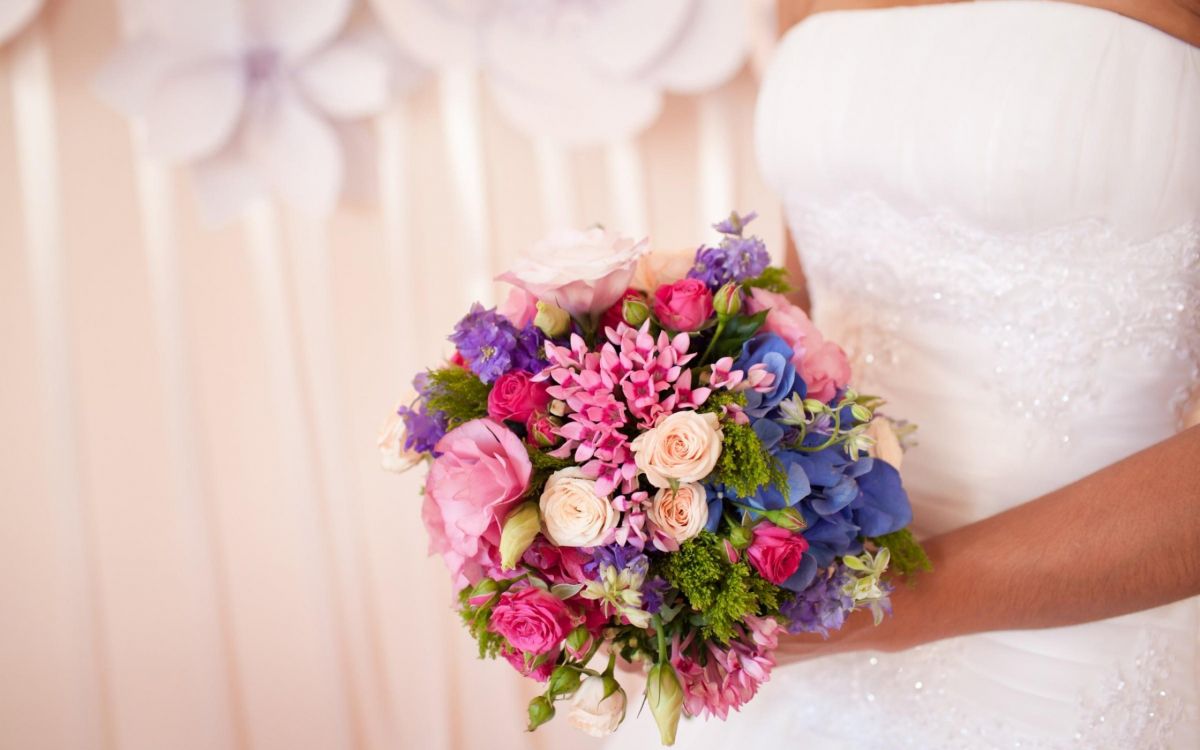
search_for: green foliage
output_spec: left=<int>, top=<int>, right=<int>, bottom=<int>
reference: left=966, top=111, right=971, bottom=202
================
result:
left=868, top=528, right=932, bottom=579
left=524, top=445, right=574, bottom=501
left=698, top=388, right=746, bottom=415
left=424, top=367, right=490, bottom=428
left=705, top=310, right=768, bottom=362
left=457, top=587, right=504, bottom=659
left=711, top=420, right=788, bottom=500
left=658, top=533, right=783, bottom=643
left=744, top=266, right=792, bottom=294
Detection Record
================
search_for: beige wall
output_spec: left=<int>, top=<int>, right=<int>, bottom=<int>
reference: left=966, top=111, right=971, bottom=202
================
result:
left=0, top=2, right=783, bottom=749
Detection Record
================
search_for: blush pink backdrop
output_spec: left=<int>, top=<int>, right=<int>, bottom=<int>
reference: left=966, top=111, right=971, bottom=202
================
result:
left=0, top=1, right=784, bottom=749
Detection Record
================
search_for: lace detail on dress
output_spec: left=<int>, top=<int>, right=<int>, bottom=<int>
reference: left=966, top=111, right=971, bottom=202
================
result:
left=790, top=193, right=1200, bottom=437
left=771, top=626, right=1189, bottom=749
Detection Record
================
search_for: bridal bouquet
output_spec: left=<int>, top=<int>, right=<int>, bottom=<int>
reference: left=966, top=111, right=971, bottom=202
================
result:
left=380, top=212, right=928, bottom=744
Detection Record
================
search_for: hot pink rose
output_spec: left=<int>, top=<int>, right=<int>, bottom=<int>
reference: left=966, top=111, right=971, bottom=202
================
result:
left=521, top=538, right=589, bottom=585
left=501, top=645, right=557, bottom=682
left=653, top=278, right=714, bottom=332
left=746, top=287, right=851, bottom=402
left=422, top=419, right=532, bottom=588
left=746, top=523, right=809, bottom=585
left=489, top=587, right=573, bottom=655
left=487, top=370, right=551, bottom=423
left=498, top=228, right=648, bottom=317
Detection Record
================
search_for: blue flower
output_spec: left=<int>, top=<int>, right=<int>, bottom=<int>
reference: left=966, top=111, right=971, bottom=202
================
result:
left=734, top=333, right=803, bottom=417
left=849, top=459, right=912, bottom=537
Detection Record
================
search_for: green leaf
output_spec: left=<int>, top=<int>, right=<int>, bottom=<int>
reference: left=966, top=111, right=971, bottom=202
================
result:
left=743, top=266, right=792, bottom=294
left=705, top=310, right=768, bottom=362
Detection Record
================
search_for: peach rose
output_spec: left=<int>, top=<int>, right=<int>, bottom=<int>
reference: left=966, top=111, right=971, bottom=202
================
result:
left=865, top=417, right=904, bottom=470
left=632, top=247, right=696, bottom=292
left=631, top=411, right=723, bottom=488
left=539, top=467, right=618, bottom=547
left=566, top=675, right=627, bottom=737
left=647, top=483, right=709, bottom=544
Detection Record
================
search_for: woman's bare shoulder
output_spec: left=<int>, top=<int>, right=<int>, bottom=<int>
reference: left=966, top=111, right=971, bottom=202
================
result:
left=777, top=0, right=1200, bottom=48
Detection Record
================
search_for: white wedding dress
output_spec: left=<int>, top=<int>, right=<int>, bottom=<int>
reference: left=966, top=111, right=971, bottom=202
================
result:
left=615, top=2, right=1200, bottom=747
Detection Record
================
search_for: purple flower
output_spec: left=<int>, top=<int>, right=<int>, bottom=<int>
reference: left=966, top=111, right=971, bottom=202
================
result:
left=641, top=576, right=669, bottom=614
left=780, top=566, right=856, bottom=637
left=688, top=213, right=770, bottom=289
left=397, top=403, right=447, bottom=454
left=584, top=543, right=648, bottom=579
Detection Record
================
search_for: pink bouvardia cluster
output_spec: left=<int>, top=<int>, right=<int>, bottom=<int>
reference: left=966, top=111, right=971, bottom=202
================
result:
left=537, top=321, right=711, bottom=495
left=671, top=614, right=781, bottom=720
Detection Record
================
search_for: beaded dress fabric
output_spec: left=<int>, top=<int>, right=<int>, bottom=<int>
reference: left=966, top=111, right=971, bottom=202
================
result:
left=617, top=2, right=1200, bottom=748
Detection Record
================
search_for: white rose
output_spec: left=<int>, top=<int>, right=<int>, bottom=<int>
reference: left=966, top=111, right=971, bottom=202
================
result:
left=566, top=675, right=626, bottom=737
left=539, top=467, right=618, bottom=547
left=865, top=417, right=903, bottom=470
left=631, top=411, right=723, bottom=488
left=647, top=483, right=708, bottom=544
left=377, top=403, right=423, bottom=473
left=497, top=227, right=648, bottom=317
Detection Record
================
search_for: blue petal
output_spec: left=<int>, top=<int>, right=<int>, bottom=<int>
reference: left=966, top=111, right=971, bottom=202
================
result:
left=781, top=554, right=818, bottom=592
left=850, top=460, right=912, bottom=537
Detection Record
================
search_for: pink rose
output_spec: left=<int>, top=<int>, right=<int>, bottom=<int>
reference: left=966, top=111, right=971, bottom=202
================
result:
left=487, top=370, right=551, bottom=423
left=746, top=523, right=809, bottom=585
left=422, top=419, right=533, bottom=588
left=525, top=411, right=562, bottom=448
left=599, top=288, right=644, bottom=332
left=653, top=278, right=714, bottom=332
left=498, top=228, right=648, bottom=317
left=498, top=287, right=539, bottom=327
left=489, top=587, right=573, bottom=655
left=501, top=645, right=557, bottom=682
left=746, top=287, right=851, bottom=403
left=521, top=538, right=589, bottom=585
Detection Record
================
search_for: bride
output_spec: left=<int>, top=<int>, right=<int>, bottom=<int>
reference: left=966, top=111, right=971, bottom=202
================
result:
left=618, top=0, right=1200, bottom=747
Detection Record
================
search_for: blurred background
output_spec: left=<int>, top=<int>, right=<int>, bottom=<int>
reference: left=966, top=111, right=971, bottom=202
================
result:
left=0, top=1, right=790, bottom=748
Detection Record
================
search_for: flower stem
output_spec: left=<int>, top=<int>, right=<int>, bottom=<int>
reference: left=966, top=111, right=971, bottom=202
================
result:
left=700, top=319, right=726, bottom=363
left=652, top=614, right=668, bottom=665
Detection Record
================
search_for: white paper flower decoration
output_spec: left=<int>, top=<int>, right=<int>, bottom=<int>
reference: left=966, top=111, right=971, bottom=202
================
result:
left=96, top=0, right=424, bottom=224
left=0, top=0, right=43, bottom=44
left=370, top=0, right=749, bottom=145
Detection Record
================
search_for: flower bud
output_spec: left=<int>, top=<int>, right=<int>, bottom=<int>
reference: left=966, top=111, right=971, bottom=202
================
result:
left=466, top=578, right=501, bottom=607
left=850, top=403, right=873, bottom=424
left=727, top=522, right=753, bottom=551
left=499, top=502, right=542, bottom=570
left=527, top=695, right=555, bottom=732
left=713, top=282, right=742, bottom=317
left=526, top=412, right=562, bottom=448
left=547, top=665, right=582, bottom=699
left=622, top=297, right=650, bottom=327
left=646, top=663, right=683, bottom=746
left=564, top=625, right=593, bottom=660
left=548, top=399, right=568, bottom=417
left=534, top=301, right=571, bottom=338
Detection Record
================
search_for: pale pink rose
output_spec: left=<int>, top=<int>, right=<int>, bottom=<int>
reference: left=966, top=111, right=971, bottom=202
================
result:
left=800, top=339, right=852, bottom=403
left=631, top=411, right=723, bottom=488
left=647, top=483, right=709, bottom=544
left=498, top=228, right=648, bottom=317
left=653, top=278, right=714, bottom=332
left=489, top=586, right=573, bottom=655
left=377, top=404, right=423, bottom=473
left=422, top=419, right=532, bottom=588
left=746, top=287, right=850, bottom=402
left=632, top=248, right=697, bottom=292
left=539, top=468, right=618, bottom=547
left=498, top=287, right=539, bottom=327
left=566, top=675, right=627, bottom=737
left=865, top=417, right=904, bottom=469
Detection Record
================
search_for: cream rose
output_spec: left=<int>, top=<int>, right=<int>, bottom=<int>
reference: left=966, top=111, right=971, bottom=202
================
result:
left=632, top=247, right=696, bottom=293
left=539, top=467, right=618, bottom=547
left=566, top=675, right=626, bottom=737
left=865, top=417, right=903, bottom=470
left=631, top=411, right=723, bottom=488
left=647, top=483, right=708, bottom=544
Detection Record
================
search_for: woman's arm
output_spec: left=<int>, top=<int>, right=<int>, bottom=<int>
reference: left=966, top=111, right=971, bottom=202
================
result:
left=779, top=424, right=1200, bottom=661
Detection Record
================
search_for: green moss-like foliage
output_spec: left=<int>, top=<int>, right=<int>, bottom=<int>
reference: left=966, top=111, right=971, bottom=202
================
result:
left=710, top=420, right=788, bottom=500
left=744, top=266, right=792, bottom=294
left=869, top=528, right=933, bottom=578
left=659, top=533, right=783, bottom=643
left=424, top=367, right=490, bottom=428
left=524, top=445, right=575, bottom=501
left=457, top=587, right=504, bottom=659
left=699, top=388, right=747, bottom=415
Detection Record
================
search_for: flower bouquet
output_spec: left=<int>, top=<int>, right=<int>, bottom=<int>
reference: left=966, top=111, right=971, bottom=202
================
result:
left=380, top=212, right=929, bottom=744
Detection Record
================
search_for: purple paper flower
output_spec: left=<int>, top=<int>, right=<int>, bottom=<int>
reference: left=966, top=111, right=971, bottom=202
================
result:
left=688, top=213, right=770, bottom=289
